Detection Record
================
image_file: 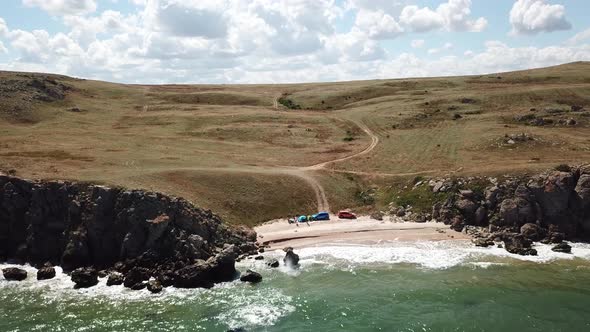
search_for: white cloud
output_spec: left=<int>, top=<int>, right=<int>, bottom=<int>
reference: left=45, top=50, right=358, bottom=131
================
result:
left=0, top=41, right=7, bottom=54
left=400, top=0, right=487, bottom=33
left=509, top=0, right=571, bottom=35
left=567, top=28, right=590, bottom=46
left=354, top=9, right=403, bottom=39
left=22, top=0, right=97, bottom=16
left=0, top=18, right=8, bottom=37
left=411, top=39, right=424, bottom=48
left=145, top=0, right=228, bottom=38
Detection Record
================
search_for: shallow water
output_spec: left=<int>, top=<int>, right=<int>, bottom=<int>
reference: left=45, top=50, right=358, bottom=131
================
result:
left=2, top=241, right=590, bottom=331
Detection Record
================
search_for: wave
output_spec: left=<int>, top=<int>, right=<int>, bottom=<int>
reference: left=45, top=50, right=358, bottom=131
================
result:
left=261, top=240, right=590, bottom=270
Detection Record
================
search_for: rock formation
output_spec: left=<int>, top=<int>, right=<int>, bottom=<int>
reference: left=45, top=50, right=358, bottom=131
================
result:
left=431, top=165, right=590, bottom=255
left=0, top=174, right=257, bottom=289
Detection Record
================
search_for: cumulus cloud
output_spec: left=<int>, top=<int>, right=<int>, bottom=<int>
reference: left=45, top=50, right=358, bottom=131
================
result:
left=22, top=0, right=97, bottom=16
left=0, top=0, right=587, bottom=84
left=510, top=0, right=571, bottom=35
left=0, top=41, right=7, bottom=54
left=400, top=0, right=487, bottom=33
left=353, top=0, right=486, bottom=39
left=411, top=39, right=424, bottom=48
left=354, top=9, right=403, bottom=39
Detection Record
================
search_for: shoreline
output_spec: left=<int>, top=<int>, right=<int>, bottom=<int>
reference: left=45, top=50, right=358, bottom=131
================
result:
left=255, top=216, right=470, bottom=249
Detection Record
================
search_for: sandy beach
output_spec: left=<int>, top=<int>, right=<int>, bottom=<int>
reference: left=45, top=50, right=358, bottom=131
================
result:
left=255, top=216, right=470, bottom=249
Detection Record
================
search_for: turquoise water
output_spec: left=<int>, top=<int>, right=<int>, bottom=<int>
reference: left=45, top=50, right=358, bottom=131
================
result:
left=2, top=241, right=590, bottom=332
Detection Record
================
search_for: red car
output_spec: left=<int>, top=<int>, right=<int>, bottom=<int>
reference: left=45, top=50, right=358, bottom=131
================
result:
left=337, top=210, right=357, bottom=219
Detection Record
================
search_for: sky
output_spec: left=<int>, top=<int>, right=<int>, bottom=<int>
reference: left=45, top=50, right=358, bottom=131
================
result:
left=0, top=0, right=589, bottom=84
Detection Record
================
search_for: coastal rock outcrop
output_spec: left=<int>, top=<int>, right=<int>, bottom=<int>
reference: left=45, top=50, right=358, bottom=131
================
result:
left=430, top=165, right=590, bottom=255
left=0, top=174, right=257, bottom=290
left=2, top=267, right=27, bottom=281
left=106, top=272, right=124, bottom=286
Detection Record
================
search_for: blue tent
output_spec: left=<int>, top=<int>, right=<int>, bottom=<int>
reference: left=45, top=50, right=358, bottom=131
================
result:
left=298, top=215, right=307, bottom=222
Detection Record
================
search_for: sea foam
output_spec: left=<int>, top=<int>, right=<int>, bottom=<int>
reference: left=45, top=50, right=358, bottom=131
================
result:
left=265, top=240, right=590, bottom=270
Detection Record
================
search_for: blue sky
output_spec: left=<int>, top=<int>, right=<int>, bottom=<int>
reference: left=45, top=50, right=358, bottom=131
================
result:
left=0, top=0, right=589, bottom=83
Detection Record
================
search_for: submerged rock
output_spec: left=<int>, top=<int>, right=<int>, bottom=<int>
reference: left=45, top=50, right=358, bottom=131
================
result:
left=473, top=238, right=494, bottom=247
left=240, top=270, right=262, bottom=283
left=2, top=267, right=27, bottom=281
left=71, top=267, right=98, bottom=288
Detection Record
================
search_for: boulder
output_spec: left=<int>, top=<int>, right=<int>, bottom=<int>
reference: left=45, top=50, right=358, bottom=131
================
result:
left=240, top=270, right=262, bottom=283
left=106, top=272, right=124, bottom=286
left=173, top=262, right=214, bottom=289
left=71, top=267, right=98, bottom=288
left=456, top=199, right=478, bottom=223
left=2, top=267, right=27, bottom=281
left=498, top=198, right=537, bottom=227
left=123, top=267, right=150, bottom=289
left=254, top=255, right=264, bottom=260
left=450, top=217, right=464, bottom=232
left=283, top=248, right=300, bottom=267
left=520, top=223, right=545, bottom=241
left=206, top=245, right=238, bottom=283
left=473, top=238, right=494, bottom=247
left=147, top=280, right=163, bottom=293
left=370, top=211, right=384, bottom=221
left=529, top=171, right=576, bottom=221
left=37, top=266, right=56, bottom=280
left=551, top=242, right=572, bottom=254
left=130, top=282, right=147, bottom=290
left=503, top=234, right=537, bottom=256
left=266, top=259, right=280, bottom=268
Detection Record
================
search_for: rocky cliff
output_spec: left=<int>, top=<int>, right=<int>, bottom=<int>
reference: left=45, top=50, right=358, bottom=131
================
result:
left=0, top=173, right=258, bottom=288
left=430, top=165, right=590, bottom=254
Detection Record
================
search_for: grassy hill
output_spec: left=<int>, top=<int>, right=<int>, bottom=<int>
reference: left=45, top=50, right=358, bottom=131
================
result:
left=1, top=62, right=589, bottom=225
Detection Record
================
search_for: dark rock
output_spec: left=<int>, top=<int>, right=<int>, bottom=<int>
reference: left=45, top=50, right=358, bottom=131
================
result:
left=450, top=217, right=464, bottom=232
left=173, top=262, right=214, bottom=289
left=283, top=248, right=300, bottom=267
left=123, top=267, right=150, bottom=288
left=503, top=234, right=536, bottom=256
left=258, top=248, right=265, bottom=253
left=147, top=280, right=163, bottom=293
left=254, top=255, right=264, bottom=260
left=37, top=266, right=56, bottom=280
left=551, top=242, right=572, bottom=253
left=2, top=267, right=27, bottom=281
left=473, top=238, right=494, bottom=247
left=240, top=270, right=262, bottom=283
left=411, top=213, right=427, bottom=223
left=396, top=207, right=406, bottom=217
left=106, top=272, right=124, bottom=286
left=520, top=223, right=545, bottom=241
left=71, top=267, right=98, bottom=288
left=266, top=259, right=279, bottom=268
left=130, top=282, right=147, bottom=290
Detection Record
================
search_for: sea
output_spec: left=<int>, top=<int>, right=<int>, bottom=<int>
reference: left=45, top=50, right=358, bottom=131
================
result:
left=1, top=240, right=590, bottom=332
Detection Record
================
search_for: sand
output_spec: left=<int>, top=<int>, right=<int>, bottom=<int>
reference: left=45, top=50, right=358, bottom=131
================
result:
left=255, top=216, right=470, bottom=249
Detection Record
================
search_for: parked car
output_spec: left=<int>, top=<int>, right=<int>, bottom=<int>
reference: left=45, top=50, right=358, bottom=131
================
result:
left=337, top=210, right=357, bottom=219
left=298, top=215, right=308, bottom=222
left=312, top=212, right=330, bottom=221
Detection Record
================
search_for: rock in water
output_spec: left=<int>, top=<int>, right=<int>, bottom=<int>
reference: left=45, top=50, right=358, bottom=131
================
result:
left=240, top=270, right=262, bottom=283
left=473, top=238, right=494, bottom=247
left=71, top=267, right=98, bottom=288
left=37, top=266, right=56, bottom=280
left=551, top=242, right=572, bottom=254
left=147, top=280, right=163, bottom=293
left=283, top=248, right=300, bottom=267
left=106, top=272, right=124, bottom=286
left=266, top=259, right=279, bottom=268
left=503, top=234, right=537, bottom=256
left=254, top=255, right=264, bottom=260
left=520, top=223, right=545, bottom=241
left=124, top=267, right=150, bottom=289
left=2, top=267, right=27, bottom=281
